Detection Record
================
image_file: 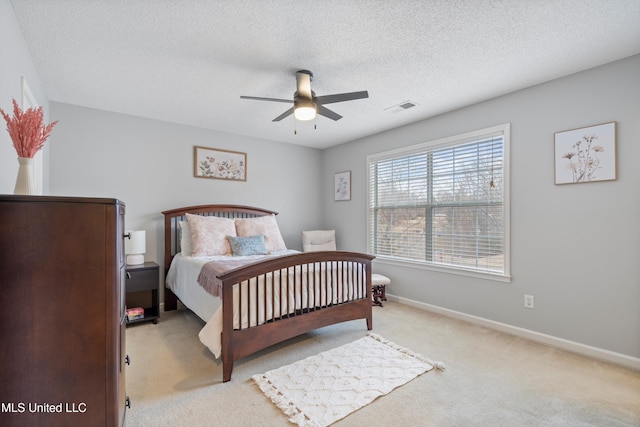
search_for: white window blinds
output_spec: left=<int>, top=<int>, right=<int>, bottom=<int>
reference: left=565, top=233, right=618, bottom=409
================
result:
left=368, top=124, right=510, bottom=277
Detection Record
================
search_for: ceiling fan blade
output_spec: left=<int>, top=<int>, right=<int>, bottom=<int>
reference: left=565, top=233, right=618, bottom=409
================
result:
left=317, top=105, right=342, bottom=121
left=315, top=90, right=369, bottom=105
left=272, top=107, right=295, bottom=122
left=296, top=70, right=313, bottom=99
left=240, top=96, right=293, bottom=104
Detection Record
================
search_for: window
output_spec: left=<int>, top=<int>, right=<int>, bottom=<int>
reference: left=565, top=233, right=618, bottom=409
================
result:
left=367, top=124, right=510, bottom=279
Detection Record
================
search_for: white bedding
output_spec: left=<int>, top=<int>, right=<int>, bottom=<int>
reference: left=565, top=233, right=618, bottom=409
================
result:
left=165, top=250, right=299, bottom=357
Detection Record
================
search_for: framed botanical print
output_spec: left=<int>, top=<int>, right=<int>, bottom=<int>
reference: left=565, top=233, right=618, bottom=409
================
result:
left=194, top=146, right=246, bottom=181
left=554, top=122, right=616, bottom=185
left=334, top=171, right=351, bottom=201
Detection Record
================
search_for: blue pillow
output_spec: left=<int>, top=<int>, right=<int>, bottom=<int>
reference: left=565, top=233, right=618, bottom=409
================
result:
left=226, top=235, right=268, bottom=256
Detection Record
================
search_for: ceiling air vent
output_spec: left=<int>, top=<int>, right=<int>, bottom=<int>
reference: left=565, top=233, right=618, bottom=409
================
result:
left=385, top=100, right=419, bottom=113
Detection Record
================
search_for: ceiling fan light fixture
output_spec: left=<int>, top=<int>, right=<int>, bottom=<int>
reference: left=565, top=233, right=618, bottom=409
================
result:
left=294, top=100, right=316, bottom=121
left=240, top=69, right=368, bottom=122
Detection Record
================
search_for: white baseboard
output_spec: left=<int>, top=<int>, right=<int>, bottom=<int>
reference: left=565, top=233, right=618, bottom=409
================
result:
left=388, top=294, right=640, bottom=372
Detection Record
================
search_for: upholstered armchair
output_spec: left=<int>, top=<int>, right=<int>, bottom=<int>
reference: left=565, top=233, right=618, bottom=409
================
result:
left=301, top=230, right=336, bottom=252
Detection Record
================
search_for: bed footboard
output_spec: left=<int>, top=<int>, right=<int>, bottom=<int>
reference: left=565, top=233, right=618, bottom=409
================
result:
left=217, top=251, right=374, bottom=382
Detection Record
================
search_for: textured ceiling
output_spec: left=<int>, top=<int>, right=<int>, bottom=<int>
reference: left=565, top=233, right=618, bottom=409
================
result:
left=10, top=0, right=640, bottom=149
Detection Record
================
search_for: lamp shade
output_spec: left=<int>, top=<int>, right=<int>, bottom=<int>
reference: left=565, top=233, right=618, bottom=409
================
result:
left=125, top=230, right=146, bottom=265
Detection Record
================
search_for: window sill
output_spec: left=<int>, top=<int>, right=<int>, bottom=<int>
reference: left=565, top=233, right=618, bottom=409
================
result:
left=373, top=256, right=512, bottom=283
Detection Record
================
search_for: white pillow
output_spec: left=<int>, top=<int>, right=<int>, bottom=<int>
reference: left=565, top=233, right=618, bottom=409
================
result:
left=179, top=221, right=193, bottom=256
left=234, top=215, right=287, bottom=253
left=186, top=213, right=237, bottom=256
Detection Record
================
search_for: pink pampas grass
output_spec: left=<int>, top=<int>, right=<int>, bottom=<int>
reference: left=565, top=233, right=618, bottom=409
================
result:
left=0, top=99, right=58, bottom=158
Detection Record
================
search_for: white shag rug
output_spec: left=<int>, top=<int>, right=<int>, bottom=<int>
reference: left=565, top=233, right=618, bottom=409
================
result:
left=252, top=333, right=445, bottom=427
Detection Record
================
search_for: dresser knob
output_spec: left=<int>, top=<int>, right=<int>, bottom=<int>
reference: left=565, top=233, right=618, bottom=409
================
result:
left=125, top=396, right=131, bottom=409
left=125, top=355, right=130, bottom=365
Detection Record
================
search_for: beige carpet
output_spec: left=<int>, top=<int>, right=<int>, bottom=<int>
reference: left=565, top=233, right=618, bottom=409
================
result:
left=125, top=302, right=640, bottom=426
left=252, top=333, right=443, bottom=426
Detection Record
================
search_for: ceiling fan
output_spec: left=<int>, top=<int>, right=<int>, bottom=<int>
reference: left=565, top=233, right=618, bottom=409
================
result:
left=240, top=70, right=369, bottom=122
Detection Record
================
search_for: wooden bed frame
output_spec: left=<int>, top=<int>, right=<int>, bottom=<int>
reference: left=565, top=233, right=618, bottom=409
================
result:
left=162, top=204, right=374, bottom=382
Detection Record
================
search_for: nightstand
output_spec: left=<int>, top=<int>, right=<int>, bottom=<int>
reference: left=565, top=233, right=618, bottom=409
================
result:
left=125, top=261, right=160, bottom=325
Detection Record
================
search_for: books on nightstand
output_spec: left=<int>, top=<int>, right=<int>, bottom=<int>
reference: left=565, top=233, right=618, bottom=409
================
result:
left=126, top=307, right=144, bottom=321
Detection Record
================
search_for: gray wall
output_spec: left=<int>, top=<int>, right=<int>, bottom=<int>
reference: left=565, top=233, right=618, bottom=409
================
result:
left=0, top=0, right=51, bottom=194
left=322, top=54, right=640, bottom=359
left=49, top=103, right=324, bottom=272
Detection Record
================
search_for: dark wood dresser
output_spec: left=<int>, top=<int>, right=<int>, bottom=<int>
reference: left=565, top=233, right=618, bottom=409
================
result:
left=0, top=195, right=128, bottom=427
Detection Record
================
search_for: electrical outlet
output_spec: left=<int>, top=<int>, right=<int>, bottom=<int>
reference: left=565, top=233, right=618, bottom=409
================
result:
left=524, top=294, right=535, bottom=309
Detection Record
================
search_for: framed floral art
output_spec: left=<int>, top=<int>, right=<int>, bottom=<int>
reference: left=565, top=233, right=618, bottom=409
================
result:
left=554, top=122, right=616, bottom=185
left=194, top=146, right=246, bottom=181
left=334, top=171, right=351, bottom=201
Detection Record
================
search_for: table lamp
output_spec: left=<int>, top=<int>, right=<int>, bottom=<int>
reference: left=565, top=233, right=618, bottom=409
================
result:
left=125, top=230, right=146, bottom=265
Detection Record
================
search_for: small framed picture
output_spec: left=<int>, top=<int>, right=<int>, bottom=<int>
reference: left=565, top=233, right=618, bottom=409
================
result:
left=334, top=171, right=351, bottom=201
left=194, top=146, right=246, bottom=181
left=554, top=122, right=616, bottom=185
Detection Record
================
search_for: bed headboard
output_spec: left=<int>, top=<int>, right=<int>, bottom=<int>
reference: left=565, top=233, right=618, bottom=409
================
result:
left=161, top=204, right=278, bottom=274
